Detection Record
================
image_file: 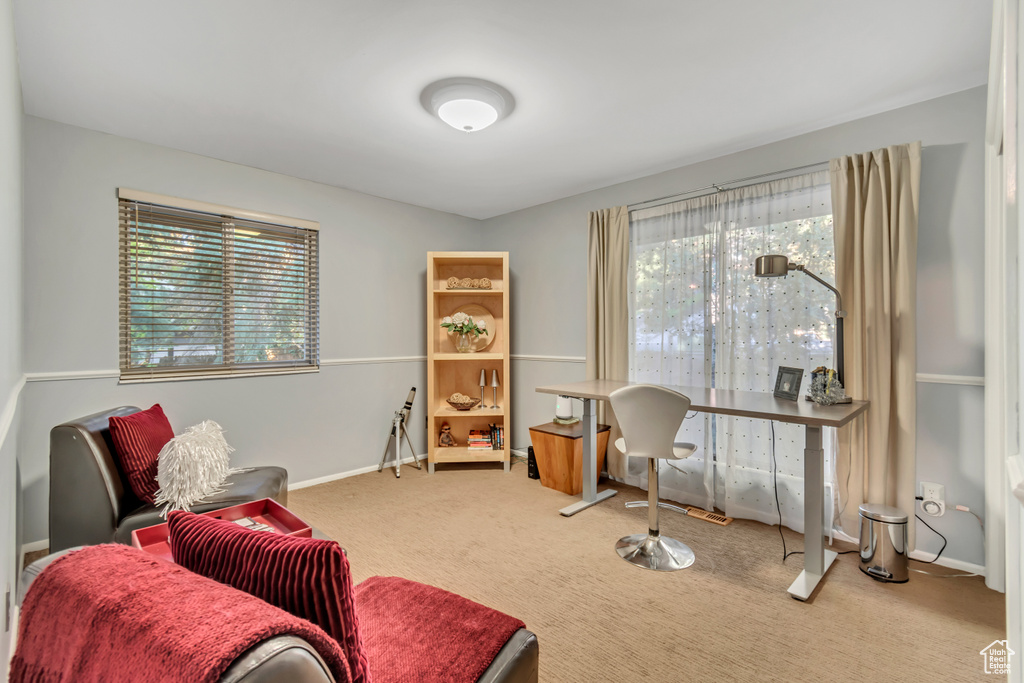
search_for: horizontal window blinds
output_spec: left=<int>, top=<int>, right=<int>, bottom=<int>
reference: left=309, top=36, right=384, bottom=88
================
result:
left=118, top=196, right=319, bottom=381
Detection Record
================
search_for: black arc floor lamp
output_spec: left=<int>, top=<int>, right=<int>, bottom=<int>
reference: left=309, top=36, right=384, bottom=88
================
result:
left=754, top=254, right=845, bottom=387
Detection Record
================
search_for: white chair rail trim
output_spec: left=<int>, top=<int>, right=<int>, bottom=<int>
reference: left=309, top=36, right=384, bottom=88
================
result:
left=915, top=373, right=984, bottom=386
left=24, top=357, right=428, bottom=382
left=21, top=366, right=982, bottom=384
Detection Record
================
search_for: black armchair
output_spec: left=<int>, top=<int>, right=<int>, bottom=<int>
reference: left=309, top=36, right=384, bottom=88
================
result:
left=48, top=406, right=288, bottom=552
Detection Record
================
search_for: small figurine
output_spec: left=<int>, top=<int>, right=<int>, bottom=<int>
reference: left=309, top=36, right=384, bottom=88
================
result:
left=438, top=422, right=457, bottom=447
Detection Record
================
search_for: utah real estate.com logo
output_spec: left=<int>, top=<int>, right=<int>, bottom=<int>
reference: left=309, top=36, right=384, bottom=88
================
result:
left=981, top=640, right=1014, bottom=675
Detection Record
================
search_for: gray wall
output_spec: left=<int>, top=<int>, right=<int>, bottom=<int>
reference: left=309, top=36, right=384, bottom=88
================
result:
left=0, top=0, right=21, bottom=666
left=484, top=87, right=987, bottom=567
left=18, top=116, right=483, bottom=542
left=17, top=87, right=989, bottom=569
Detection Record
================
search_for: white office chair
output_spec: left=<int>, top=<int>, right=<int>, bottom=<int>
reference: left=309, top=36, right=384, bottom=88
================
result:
left=609, top=384, right=698, bottom=571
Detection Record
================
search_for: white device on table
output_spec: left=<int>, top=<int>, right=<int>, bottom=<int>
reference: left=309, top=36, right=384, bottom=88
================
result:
left=554, top=395, right=579, bottom=424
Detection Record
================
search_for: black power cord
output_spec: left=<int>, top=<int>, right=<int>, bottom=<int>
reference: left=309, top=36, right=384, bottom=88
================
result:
left=770, top=420, right=803, bottom=562
left=913, top=510, right=948, bottom=564
left=770, top=420, right=857, bottom=563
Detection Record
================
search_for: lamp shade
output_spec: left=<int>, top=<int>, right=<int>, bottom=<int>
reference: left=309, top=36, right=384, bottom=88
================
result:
left=490, top=370, right=500, bottom=388
left=438, top=99, right=498, bottom=132
left=421, top=77, right=515, bottom=133
left=479, top=369, right=487, bottom=387
left=754, top=254, right=791, bottom=277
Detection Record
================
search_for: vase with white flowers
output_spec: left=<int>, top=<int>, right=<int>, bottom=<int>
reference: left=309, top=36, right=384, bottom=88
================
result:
left=441, top=312, right=488, bottom=353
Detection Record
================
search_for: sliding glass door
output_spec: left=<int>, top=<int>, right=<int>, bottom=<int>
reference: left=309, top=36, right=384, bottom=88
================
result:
left=628, top=171, right=837, bottom=533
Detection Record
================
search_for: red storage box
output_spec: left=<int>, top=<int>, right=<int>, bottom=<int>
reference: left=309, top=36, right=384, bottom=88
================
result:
left=131, top=498, right=312, bottom=563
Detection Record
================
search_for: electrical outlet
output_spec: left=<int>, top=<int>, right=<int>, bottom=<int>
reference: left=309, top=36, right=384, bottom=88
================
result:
left=921, top=481, right=946, bottom=517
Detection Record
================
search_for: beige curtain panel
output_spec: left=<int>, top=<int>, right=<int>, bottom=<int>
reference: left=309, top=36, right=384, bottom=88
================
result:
left=587, top=206, right=630, bottom=479
left=830, top=141, right=921, bottom=547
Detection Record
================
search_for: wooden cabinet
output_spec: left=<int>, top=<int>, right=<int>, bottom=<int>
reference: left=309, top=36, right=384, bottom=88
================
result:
left=427, top=252, right=510, bottom=473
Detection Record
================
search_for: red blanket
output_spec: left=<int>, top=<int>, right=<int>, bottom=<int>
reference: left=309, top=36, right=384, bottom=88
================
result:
left=10, top=544, right=352, bottom=683
left=355, top=576, right=525, bottom=683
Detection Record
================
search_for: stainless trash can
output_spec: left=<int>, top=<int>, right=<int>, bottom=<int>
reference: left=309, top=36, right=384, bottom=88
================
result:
left=858, top=503, right=909, bottom=583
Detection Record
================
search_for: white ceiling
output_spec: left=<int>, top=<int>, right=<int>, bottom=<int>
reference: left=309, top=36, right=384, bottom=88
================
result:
left=13, top=1, right=991, bottom=219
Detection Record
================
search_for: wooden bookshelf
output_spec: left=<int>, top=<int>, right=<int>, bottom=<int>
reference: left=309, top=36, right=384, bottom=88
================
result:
left=427, top=252, right=510, bottom=473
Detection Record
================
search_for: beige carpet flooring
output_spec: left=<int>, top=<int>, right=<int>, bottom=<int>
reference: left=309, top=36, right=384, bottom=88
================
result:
left=289, top=462, right=1005, bottom=683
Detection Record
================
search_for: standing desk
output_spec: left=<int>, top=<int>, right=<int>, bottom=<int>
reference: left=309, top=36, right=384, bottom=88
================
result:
left=536, top=379, right=868, bottom=600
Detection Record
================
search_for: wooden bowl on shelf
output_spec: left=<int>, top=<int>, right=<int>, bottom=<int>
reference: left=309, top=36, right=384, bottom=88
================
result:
left=446, top=397, right=481, bottom=411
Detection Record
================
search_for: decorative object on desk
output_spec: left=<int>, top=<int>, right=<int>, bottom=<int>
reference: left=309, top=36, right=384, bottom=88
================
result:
left=773, top=366, right=804, bottom=401
left=440, top=304, right=494, bottom=353
left=438, top=422, right=457, bottom=447
left=153, top=420, right=243, bottom=517
left=479, top=369, right=489, bottom=408
left=446, top=393, right=481, bottom=411
left=490, top=370, right=500, bottom=409
left=754, top=254, right=846, bottom=387
left=808, top=366, right=849, bottom=405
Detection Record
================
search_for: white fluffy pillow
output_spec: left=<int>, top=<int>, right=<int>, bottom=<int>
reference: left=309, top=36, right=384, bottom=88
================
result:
left=153, top=420, right=242, bottom=516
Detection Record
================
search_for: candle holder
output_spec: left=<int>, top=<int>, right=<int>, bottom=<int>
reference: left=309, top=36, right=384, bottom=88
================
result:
left=479, top=369, right=488, bottom=409
left=490, top=370, right=500, bottom=409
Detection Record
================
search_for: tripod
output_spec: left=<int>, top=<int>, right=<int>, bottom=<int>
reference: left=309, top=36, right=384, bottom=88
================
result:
left=378, top=387, right=422, bottom=478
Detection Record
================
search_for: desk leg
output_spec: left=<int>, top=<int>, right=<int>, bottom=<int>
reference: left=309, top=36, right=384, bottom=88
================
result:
left=559, top=397, right=617, bottom=516
left=788, top=424, right=838, bottom=601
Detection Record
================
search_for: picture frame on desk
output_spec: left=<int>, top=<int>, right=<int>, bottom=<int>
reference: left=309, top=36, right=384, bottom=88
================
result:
left=773, top=366, right=804, bottom=401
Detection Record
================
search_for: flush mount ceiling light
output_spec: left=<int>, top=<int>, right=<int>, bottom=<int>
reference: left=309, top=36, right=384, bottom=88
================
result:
left=420, top=77, right=515, bottom=133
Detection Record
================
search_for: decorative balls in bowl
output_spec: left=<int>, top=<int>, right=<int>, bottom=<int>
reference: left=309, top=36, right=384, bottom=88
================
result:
left=447, top=393, right=481, bottom=411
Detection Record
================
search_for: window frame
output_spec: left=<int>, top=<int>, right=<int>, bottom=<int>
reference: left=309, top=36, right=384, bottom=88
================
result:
left=117, top=188, right=320, bottom=383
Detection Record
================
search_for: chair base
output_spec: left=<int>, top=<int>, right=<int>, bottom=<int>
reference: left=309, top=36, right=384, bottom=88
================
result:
left=615, top=533, right=695, bottom=571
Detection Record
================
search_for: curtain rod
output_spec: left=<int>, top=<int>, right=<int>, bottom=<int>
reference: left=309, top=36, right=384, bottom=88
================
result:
left=626, top=160, right=830, bottom=212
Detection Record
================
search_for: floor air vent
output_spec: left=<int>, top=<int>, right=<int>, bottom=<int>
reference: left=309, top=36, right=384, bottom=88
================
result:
left=683, top=505, right=733, bottom=526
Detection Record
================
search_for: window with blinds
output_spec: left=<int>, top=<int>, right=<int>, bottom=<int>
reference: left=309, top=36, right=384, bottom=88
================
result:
left=118, top=189, right=319, bottom=382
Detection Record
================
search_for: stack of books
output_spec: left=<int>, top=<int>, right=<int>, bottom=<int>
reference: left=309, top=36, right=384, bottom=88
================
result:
left=467, top=429, right=493, bottom=450
left=466, top=425, right=505, bottom=450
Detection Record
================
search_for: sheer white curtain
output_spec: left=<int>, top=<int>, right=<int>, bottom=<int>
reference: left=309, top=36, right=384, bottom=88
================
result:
left=628, top=171, right=836, bottom=533
left=627, top=195, right=718, bottom=510
left=716, top=172, right=835, bottom=532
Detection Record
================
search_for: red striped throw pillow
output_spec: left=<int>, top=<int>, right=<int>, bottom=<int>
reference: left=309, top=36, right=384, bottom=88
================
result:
left=167, top=511, right=371, bottom=683
left=108, top=404, right=174, bottom=504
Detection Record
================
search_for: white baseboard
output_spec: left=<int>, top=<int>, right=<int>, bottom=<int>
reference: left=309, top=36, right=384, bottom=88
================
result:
left=831, top=531, right=984, bottom=575
left=288, top=455, right=426, bottom=491
left=909, top=549, right=986, bottom=576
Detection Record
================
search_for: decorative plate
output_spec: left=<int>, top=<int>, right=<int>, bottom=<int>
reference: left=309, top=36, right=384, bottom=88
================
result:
left=446, top=303, right=496, bottom=352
